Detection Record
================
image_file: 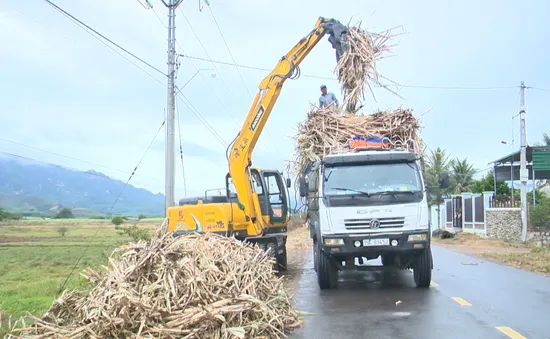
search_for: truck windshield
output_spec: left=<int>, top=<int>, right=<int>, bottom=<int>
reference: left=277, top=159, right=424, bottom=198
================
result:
left=323, top=162, right=422, bottom=197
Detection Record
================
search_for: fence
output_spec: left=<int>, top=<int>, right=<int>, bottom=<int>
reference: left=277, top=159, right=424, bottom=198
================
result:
left=488, top=195, right=521, bottom=208
left=430, top=191, right=494, bottom=235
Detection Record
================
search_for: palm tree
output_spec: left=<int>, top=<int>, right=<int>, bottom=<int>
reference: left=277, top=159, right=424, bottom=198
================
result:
left=425, top=147, right=451, bottom=205
left=543, top=133, right=550, bottom=146
left=450, top=158, right=477, bottom=194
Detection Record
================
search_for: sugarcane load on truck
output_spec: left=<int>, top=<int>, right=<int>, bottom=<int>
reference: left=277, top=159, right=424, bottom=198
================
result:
left=294, top=107, right=450, bottom=289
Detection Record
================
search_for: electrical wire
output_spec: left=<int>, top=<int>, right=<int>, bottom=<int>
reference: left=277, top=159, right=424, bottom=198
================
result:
left=184, top=55, right=524, bottom=91
left=56, top=119, right=166, bottom=296
left=176, top=11, right=280, bottom=168
left=204, top=3, right=286, bottom=164
left=175, top=93, right=228, bottom=147
left=42, top=0, right=166, bottom=77
left=175, top=102, right=187, bottom=197
left=528, top=86, right=550, bottom=92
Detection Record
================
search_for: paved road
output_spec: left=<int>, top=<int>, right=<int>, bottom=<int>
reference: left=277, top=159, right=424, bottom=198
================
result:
left=288, top=245, right=550, bottom=339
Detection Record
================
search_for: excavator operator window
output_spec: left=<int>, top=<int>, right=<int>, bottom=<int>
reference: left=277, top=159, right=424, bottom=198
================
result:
left=262, top=171, right=288, bottom=224
left=251, top=170, right=269, bottom=215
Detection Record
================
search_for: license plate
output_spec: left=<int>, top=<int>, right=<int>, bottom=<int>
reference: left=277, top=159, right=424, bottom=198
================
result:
left=363, top=238, right=390, bottom=246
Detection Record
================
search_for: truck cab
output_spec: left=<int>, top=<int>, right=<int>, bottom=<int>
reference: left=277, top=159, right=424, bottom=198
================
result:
left=299, top=144, right=449, bottom=289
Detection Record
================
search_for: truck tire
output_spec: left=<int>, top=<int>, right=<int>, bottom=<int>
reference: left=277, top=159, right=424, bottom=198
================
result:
left=413, top=248, right=432, bottom=288
left=317, top=242, right=337, bottom=290
left=276, top=245, right=287, bottom=272
left=313, top=240, right=318, bottom=272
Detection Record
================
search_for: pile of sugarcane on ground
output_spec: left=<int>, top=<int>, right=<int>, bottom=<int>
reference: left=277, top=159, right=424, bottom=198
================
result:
left=6, top=230, right=303, bottom=339
left=293, top=105, right=423, bottom=176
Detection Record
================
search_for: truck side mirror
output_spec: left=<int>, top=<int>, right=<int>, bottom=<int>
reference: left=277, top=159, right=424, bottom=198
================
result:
left=438, top=172, right=450, bottom=189
left=286, top=177, right=292, bottom=188
left=299, top=177, right=307, bottom=197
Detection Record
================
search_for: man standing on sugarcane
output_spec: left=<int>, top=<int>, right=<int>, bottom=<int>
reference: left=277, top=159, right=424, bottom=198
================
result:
left=319, top=84, right=339, bottom=108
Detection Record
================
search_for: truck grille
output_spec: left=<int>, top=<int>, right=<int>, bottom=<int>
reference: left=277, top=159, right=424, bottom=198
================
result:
left=344, top=217, right=405, bottom=230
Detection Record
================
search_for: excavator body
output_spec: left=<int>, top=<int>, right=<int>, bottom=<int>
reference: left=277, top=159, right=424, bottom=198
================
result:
left=166, top=17, right=349, bottom=271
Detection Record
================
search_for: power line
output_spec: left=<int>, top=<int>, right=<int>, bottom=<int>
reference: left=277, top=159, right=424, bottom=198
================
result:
left=38, top=1, right=230, bottom=158
left=42, top=0, right=166, bottom=77
left=177, top=9, right=282, bottom=167
left=0, top=137, right=127, bottom=175
left=184, top=55, right=523, bottom=91
left=529, top=86, right=550, bottom=92
left=176, top=93, right=228, bottom=147
left=205, top=3, right=287, bottom=163
left=56, top=119, right=166, bottom=296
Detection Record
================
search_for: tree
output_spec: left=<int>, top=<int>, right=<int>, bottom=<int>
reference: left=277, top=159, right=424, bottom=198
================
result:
left=470, top=170, right=509, bottom=196
left=449, top=158, right=477, bottom=194
left=111, top=216, right=124, bottom=227
left=425, top=147, right=451, bottom=205
left=54, top=208, right=73, bottom=219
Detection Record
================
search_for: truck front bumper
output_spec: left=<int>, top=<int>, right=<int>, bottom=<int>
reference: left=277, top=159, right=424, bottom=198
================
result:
left=320, top=230, right=429, bottom=256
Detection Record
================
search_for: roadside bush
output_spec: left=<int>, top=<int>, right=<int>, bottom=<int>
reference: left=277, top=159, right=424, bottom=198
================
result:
left=57, top=226, right=69, bottom=237
left=530, top=202, right=550, bottom=230
left=111, top=216, right=124, bottom=227
left=116, top=224, right=151, bottom=242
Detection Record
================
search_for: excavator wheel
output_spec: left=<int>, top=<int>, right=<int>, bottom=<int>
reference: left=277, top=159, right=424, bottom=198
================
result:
left=266, top=243, right=279, bottom=270
left=276, top=245, right=287, bottom=272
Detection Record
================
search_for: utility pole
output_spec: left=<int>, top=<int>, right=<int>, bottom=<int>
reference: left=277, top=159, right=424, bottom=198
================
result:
left=519, top=81, right=528, bottom=242
left=160, top=0, right=184, bottom=215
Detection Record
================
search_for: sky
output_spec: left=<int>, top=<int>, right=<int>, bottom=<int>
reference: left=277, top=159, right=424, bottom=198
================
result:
left=0, top=0, right=549, bottom=202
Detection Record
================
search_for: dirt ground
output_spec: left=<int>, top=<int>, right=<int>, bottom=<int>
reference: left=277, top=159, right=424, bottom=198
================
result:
left=434, top=232, right=531, bottom=255
left=282, top=225, right=312, bottom=294
left=433, top=232, right=550, bottom=275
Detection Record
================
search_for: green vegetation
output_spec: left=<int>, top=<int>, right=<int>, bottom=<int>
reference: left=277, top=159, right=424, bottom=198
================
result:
left=425, top=133, right=550, bottom=205
left=111, top=215, right=125, bottom=226
left=480, top=246, right=550, bottom=274
left=54, top=207, right=74, bottom=219
left=0, top=218, right=160, bottom=334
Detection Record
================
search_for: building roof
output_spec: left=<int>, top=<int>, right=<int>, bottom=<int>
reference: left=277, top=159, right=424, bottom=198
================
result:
left=488, top=146, right=550, bottom=165
left=488, top=145, right=550, bottom=181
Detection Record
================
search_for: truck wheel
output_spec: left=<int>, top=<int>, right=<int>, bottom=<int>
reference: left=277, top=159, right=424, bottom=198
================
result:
left=413, top=248, right=432, bottom=288
left=276, top=245, right=287, bottom=272
left=317, top=242, right=337, bottom=289
left=313, top=240, right=318, bottom=272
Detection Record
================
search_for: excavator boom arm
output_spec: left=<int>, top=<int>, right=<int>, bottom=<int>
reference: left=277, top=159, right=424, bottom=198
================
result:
left=227, top=17, right=348, bottom=236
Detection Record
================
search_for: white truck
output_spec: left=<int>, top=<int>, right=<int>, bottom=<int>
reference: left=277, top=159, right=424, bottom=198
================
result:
left=298, top=139, right=450, bottom=289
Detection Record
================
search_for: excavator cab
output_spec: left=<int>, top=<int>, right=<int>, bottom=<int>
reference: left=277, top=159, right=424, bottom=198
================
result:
left=225, top=168, right=291, bottom=230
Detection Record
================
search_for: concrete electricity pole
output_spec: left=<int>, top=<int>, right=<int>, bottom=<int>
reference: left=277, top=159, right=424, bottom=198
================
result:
left=519, top=81, right=528, bottom=242
left=160, top=0, right=184, bottom=214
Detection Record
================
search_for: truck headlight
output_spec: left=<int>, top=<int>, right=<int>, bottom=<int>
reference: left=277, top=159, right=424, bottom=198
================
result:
left=324, top=238, right=344, bottom=246
left=408, top=234, right=427, bottom=242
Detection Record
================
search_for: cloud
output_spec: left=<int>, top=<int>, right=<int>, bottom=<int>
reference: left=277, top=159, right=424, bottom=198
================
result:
left=0, top=0, right=549, bottom=205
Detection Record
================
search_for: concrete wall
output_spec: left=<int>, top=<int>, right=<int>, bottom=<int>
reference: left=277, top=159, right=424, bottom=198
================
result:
left=485, top=208, right=522, bottom=242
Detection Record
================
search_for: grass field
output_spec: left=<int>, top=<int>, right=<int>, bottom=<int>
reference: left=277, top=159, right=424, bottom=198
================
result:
left=0, top=218, right=163, bottom=332
left=0, top=217, right=310, bottom=334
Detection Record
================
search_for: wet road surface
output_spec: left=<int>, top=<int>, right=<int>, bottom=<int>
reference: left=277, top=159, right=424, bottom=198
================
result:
left=289, top=245, right=550, bottom=339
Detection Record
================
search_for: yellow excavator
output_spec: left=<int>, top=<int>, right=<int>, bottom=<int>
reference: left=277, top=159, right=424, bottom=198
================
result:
left=166, top=17, right=348, bottom=271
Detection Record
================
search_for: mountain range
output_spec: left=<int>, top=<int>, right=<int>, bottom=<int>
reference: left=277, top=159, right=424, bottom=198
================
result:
left=0, top=154, right=164, bottom=217
left=0, top=154, right=301, bottom=217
